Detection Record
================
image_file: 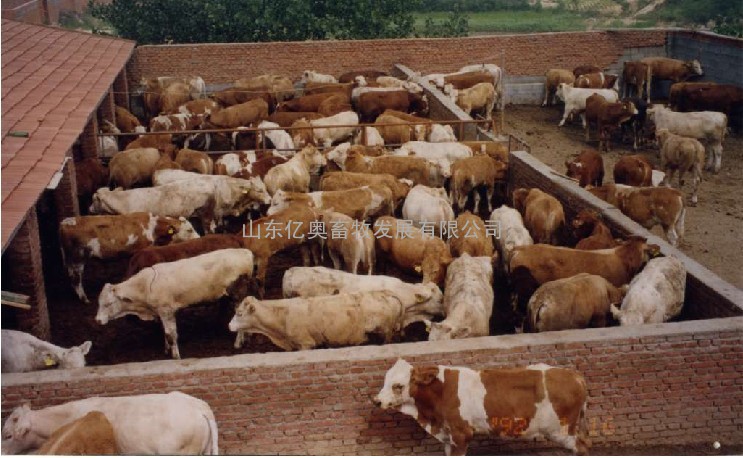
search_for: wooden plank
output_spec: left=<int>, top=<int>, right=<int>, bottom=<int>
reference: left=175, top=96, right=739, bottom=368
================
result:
left=1, top=291, right=30, bottom=303
left=1, top=300, right=31, bottom=310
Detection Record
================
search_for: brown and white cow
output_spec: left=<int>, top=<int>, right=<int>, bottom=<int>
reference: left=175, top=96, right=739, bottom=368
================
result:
left=319, top=171, right=412, bottom=207
left=575, top=72, right=618, bottom=90
left=59, top=213, right=199, bottom=303
left=206, top=98, right=269, bottom=128
left=573, top=65, right=601, bottom=78
left=263, top=146, right=327, bottom=195
left=36, top=411, right=118, bottom=455
left=174, top=148, right=214, bottom=175
left=338, top=69, right=389, bottom=84
left=277, top=92, right=346, bottom=112
left=565, top=149, right=604, bottom=188
left=374, top=359, right=590, bottom=455
left=267, top=111, right=324, bottom=128
left=572, top=209, right=619, bottom=250
left=268, top=186, right=395, bottom=222
left=329, top=149, right=435, bottom=187
left=527, top=273, right=626, bottom=332
left=588, top=183, right=686, bottom=246
left=613, top=154, right=653, bottom=187
left=512, top=188, right=565, bottom=245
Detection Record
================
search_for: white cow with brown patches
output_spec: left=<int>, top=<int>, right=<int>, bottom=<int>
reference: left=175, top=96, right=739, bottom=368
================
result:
left=374, top=359, right=590, bottom=455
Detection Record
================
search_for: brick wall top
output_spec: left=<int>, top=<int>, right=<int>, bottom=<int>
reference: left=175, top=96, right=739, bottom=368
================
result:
left=128, top=29, right=668, bottom=86
left=3, top=316, right=741, bottom=387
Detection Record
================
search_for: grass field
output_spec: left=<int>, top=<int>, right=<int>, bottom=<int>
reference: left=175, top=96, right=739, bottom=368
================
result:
left=415, top=9, right=656, bottom=35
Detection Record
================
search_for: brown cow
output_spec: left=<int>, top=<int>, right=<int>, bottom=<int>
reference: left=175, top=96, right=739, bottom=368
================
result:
left=527, top=273, right=627, bottom=332
left=443, top=71, right=495, bottom=90
left=374, top=359, right=590, bottom=455
left=622, top=61, right=651, bottom=102
left=565, top=149, right=604, bottom=187
left=640, top=57, right=703, bottom=101
left=356, top=90, right=428, bottom=122
left=212, top=88, right=275, bottom=111
left=174, top=148, right=213, bottom=174
left=319, top=171, right=412, bottom=206
left=584, top=94, right=637, bottom=151
left=588, top=183, right=686, bottom=246
left=241, top=203, right=322, bottom=296
left=124, top=133, right=176, bottom=158
left=317, top=93, right=353, bottom=116
left=36, top=411, right=118, bottom=455
left=277, top=92, right=348, bottom=112
left=542, top=69, right=575, bottom=106
left=342, top=150, right=434, bottom=187
left=513, top=188, right=565, bottom=245
left=373, top=216, right=452, bottom=285
left=447, top=211, right=495, bottom=258
left=207, top=98, right=269, bottom=128
left=267, top=111, right=324, bottom=128
left=126, top=233, right=244, bottom=277
left=449, top=155, right=507, bottom=213
left=572, top=209, right=618, bottom=250
left=509, top=236, right=658, bottom=306
left=656, top=128, right=705, bottom=206
left=304, top=81, right=354, bottom=98
left=669, top=82, right=743, bottom=132
left=613, top=154, right=653, bottom=186
left=159, top=82, right=192, bottom=115
left=234, top=74, right=294, bottom=102
left=75, top=158, right=108, bottom=212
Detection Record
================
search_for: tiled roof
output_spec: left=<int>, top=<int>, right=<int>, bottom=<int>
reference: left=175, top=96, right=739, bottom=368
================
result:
left=1, top=19, right=135, bottom=251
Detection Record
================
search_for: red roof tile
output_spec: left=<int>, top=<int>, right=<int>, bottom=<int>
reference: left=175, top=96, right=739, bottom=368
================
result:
left=1, top=20, right=135, bottom=251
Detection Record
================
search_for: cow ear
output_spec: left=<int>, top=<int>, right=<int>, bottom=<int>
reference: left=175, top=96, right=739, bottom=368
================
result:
left=414, top=291, right=430, bottom=302
left=453, top=327, right=470, bottom=338
left=414, top=265, right=422, bottom=273
left=412, top=366, right=439, bottom=386
left=248, top=303, right=256, bottom=314
left=78, top=341, right=93, bottom=355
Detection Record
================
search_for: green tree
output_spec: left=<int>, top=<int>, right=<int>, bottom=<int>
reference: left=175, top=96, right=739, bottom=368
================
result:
left=419, top=4, right=470, bottom=38
left=89, top=0, right=422, bottom=44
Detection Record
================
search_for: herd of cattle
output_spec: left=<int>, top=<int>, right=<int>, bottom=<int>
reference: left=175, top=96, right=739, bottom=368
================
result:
left=4, top=56, right=737, bottom=455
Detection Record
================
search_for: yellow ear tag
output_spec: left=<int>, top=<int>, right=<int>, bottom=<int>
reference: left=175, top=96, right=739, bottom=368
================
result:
left=168, top=228, right=174, bottom=234
left=425, top=322, right=431, bottom=333
left=44, top=356, right=56, bottom=367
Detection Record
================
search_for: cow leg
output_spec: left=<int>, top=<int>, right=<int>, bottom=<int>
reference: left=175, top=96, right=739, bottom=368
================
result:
left=541, top=87, right=549, bottom=107
left=675, top=207, right=686, bottom=241
left=677, top=168, right=686, bottom=188
left=457, top=190, right=468, bottom=213
left=665, top=223, right=679, bottom=247
left=300, top=245, right=312, bottom=266
left=486, top=185, right=495, bottom=213
left=234, top=331, right=245, bottom=349
left=690, top=164, right=701, bottom=206
left=713, top=143, right=723, bottom=174
left=547, top=431, right=580, bottom=455
left=255, top=259, right=268, bottom=299
left=580, top=113, right=587, bottom=129
left=328, top=249, right=341, bottom=270
left=160, top=312, right=180, bottom=359
left=68, top=262, right=89, bottom=304
left=558, top=109, right=569, bottom=127
left=473, top=189, right=481, bottom=214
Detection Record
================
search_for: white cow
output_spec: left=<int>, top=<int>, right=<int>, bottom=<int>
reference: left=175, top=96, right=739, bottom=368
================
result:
left=351, top=85, right=404, bottom=103
left=555, top=83, right=619, bottom=127
left=427, top=123, right=457, bottom=142
left=354, top=126, right=385, bottom=146
left=91, top=173, right=270, bottom=233
left=282, top=266, right=444, bottom=326
left=1, top=392, right=218, bottom=455
left=306, top=111, right=359, bottom=148
left=318, top=211, right=375, bottom=275
left=261, top=146, right=326, bottom=195
left=1, top=330, right=91, bottom=373
left=647, top=105, right=727, bottom=173
left=376, top=76, right=423, bottom=93
left=611, top=256, right=686, bottom=325
left=257, top=120, right=295, bottom=154
left=402, top=185, right=455, bottom=238
left=393, top=141, right=473, bottom=178
left=214, top=150, right=262, bottom=177
left=300, top=70, right=337, bottom=84
left=96, top=249, right=255, bottom=359
left=229, top=292, right=406, bottom=350
left=489, top=205, right=534, bottom=273
left=427, top=254, right=494, bottom=340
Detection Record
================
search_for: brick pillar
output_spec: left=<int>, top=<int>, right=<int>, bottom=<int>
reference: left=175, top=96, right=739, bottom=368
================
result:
left=99, top=89, right=115, bottom=127
left=4, top=207, right=50, bottom=340
left=79, top=116, right=99, bottom=159
left=113, top=68, right=129, bottom=109
left=53, top=157, right=79, bottom=219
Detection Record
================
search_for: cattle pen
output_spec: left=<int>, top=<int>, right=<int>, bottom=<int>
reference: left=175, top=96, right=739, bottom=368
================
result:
left=2, top=25, right=742, bottom=455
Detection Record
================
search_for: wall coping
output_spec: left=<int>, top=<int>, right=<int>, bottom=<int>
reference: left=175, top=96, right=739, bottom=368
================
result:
left=3, top=317, right=741, bottom=387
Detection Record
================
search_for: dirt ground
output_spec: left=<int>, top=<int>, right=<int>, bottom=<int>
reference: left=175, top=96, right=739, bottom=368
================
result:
left=501, top=104, right=743, bottom=289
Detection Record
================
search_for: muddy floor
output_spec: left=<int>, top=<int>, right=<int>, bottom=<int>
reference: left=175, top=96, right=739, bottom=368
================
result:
left=501, top=104, right=743, bottom=289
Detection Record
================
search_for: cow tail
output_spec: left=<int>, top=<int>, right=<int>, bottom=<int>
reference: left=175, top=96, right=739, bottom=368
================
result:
left=577, top=400, right=592, bottom=452
left=675, top=205, right=686, bottom=240
left=202, top=413, right=219, bottom=455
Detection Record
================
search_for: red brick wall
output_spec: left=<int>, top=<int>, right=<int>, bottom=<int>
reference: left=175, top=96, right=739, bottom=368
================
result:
left=2, top=319, right=741, bottom=454
left=127, top=30, right=667, bottom=86
left=2, top=207, right=50, bottom=340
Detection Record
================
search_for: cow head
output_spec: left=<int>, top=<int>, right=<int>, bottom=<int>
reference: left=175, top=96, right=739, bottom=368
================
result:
left=2, top=405, right=43, bottom=455
left=685, top=59, right=703, bottom=77
left=96, top=283, right=139, bottom=325
left=655, top=128, right=672, bottom=148
left=555, top=83, right=572, bottom=102
left=373, top=359, right=417, bottom=410
left=229, top=296, right=260, bottom=334
left=427, top=321, right=471, bottom=340
left=235, top=178, right=271, bottom=214
left=417, top=241, right=452, bottom=285
left=153, top=216, right=200, bottom=244
left=49, top=340, right=92, bottom=370
left=266, top=189, right=290, bottom=216
left=512, top=188, right=530, bottom=214
left=572, top=209, right=602, bottom=239
left=299, top=145, right=327, bottom=173
left=565, top=156, right=584, bottom=180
